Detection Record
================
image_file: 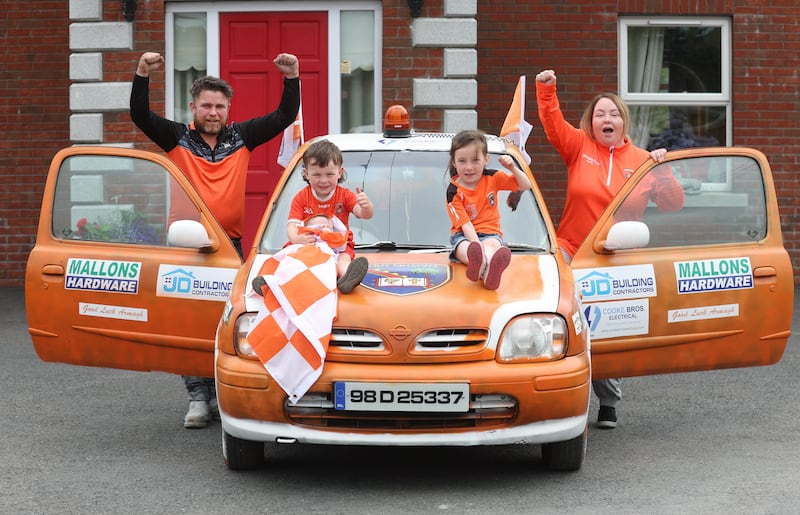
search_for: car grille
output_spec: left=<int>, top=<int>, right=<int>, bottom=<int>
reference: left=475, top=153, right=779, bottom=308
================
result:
left=329, top=328, right=490, bottom=352
left=329, top=329, right=385, bottom=349
left=286, top=393, right=517, bottom=430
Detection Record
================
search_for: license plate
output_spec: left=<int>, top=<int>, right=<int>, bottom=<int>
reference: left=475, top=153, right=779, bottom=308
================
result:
left=333, top=382, right=470, bottom=412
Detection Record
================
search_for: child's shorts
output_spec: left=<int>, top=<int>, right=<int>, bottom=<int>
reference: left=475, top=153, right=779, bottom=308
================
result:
left=448, top=232, right=502, bottom=262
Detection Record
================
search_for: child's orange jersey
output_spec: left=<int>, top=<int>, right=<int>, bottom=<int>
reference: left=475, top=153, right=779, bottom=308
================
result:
left=288, top=185, right=358, bottom=257
left=446, top=170, right=519, bottom=236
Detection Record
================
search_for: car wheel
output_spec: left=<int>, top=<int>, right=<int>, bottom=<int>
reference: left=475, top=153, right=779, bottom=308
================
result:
left=540, top=426, right=587, bottom=472
left=222, top=429, right=265, bottom=470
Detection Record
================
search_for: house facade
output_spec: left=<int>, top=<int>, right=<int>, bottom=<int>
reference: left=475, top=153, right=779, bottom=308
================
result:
left=3, top=0, right=799, bottom=287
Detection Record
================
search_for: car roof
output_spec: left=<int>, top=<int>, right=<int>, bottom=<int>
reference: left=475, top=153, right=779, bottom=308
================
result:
left=309, top=132, right=513, bottom=154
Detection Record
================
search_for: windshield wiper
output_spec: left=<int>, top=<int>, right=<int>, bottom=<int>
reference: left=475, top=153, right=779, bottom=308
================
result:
left=505, top=242, right=548, bottom=252
left=355, top=241, right=450, bottom=252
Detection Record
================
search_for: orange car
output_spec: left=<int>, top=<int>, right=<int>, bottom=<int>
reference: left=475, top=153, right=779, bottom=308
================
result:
left=26, top=114, right=793, bottom=472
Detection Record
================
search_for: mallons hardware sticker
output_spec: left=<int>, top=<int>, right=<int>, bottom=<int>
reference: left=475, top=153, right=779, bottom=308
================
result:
left=65, top=258, right=141, bottom=294
left=157, top=265, right=238, bottom=301
left=572, top=264, right=656, bottom=302
left=674, top=257, right=753, bottom=294
left=583, top=298, right=650, bottom=340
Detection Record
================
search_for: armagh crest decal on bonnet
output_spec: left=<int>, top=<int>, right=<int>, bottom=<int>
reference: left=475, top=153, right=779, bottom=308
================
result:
left=360, top=263, right=450, bottom=295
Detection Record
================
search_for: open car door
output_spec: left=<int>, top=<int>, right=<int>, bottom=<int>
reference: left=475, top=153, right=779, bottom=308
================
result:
left=25, top=147, right=243, bottom=377
left=571, top=147, right=793, bottom=379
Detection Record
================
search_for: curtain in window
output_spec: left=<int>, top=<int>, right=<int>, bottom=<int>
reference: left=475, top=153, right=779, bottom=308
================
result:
left=341, top=11, right=375, bottom=133
left=174, top=13, right=207, bottom=123
left=627, top=27, right=664, bottom=148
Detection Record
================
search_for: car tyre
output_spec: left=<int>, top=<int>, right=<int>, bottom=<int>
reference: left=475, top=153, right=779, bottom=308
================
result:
left=222, top=429, right=265, bottom=470
left=540, top=426, right=587, bottom=472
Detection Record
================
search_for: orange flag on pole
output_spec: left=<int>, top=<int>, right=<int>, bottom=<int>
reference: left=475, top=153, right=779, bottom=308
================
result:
left=500, top=75, right=533, bottom=164
left=277, top=81, right=304, bottom=168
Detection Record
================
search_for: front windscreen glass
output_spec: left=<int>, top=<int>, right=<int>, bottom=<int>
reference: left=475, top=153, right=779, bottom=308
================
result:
left=258, top=150, right=551, bottom=254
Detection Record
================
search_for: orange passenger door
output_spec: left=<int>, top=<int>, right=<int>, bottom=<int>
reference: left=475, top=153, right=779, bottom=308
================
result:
left=571, top=147, right=793, bottom=379
left=220, top=11, right=328, bottom=255
left=25, top=147, right=243, bottom=378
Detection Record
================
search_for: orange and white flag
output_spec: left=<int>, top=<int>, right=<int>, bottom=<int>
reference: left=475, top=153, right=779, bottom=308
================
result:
left=277, top=82, right=304, bottom=168
left=247, top=242, right=337, bottom=404
left=500, top=75, right=533, bottom=164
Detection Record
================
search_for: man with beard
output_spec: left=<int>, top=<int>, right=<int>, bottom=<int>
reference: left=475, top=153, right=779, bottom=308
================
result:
left=130, top=51, right=300, bottom=429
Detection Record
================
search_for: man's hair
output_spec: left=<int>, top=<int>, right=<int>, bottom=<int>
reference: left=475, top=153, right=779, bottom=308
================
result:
left=190, top=76, right=234, bottom=101
left=302, top=139, right=346, bottom=183
left=448, top=129, right=488, bottom=177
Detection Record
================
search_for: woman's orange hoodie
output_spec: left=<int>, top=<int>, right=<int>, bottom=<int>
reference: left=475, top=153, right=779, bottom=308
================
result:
left=536, top=82, right=683, bottom=257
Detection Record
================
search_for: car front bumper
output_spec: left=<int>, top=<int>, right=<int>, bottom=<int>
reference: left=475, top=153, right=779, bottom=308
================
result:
left=215, top=351, right=591, bottom=446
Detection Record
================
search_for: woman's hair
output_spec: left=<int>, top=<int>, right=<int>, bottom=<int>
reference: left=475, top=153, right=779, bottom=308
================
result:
left=301, top=139, right=347, bottom=183
left=579, top=93, right=631, bottom=142
left=448, top=129, right=488, bottom=177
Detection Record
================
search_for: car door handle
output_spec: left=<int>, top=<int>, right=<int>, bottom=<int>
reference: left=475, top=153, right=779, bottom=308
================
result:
left=753, top=266, right=776, bottom=278
left=41, top=264, right=65, bottom=276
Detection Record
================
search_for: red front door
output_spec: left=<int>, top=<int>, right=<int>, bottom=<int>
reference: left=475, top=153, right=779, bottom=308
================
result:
left=220, top=11, right=329, bottom=255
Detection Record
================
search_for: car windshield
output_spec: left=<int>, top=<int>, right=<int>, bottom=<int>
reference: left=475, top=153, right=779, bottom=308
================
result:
left=257, top=150, right=551, bottom=254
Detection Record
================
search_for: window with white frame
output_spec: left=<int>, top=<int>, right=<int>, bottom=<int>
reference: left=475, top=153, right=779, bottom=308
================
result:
left=620, top=17, right=731, bottom=153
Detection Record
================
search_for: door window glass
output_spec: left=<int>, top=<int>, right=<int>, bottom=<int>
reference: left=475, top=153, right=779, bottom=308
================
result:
left=617, top=155, right=766, bottom=249
left=53, top=155, right=200, bottom=246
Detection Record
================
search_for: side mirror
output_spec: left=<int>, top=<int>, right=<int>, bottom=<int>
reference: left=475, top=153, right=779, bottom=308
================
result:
left=603, top=221, right=650, bottom=251
left=167, top=220, right=212, bottom=248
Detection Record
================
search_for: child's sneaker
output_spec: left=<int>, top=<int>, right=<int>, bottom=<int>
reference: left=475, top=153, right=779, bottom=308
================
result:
left=465, top=241, right=484, bottom=282
left=482, top=246, right=511, bottom=290
left=252, top=276, right=267, bottom=296
left=337, top=257, right=369, bottom=293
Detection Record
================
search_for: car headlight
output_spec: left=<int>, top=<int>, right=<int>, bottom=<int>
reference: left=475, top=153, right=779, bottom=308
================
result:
left=233, top=312, right=259, bottom=359
left=497, top=315, right=567, bottom=363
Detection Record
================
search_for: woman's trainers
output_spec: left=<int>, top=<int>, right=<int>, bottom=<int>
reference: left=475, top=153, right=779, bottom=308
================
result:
left=482, top=246, right=511, bottom=290
left=597, top=406, right=617, bottom=429
left=337, top=257, right=369, bottom=293
left=465, top=241, right=484, bottom=282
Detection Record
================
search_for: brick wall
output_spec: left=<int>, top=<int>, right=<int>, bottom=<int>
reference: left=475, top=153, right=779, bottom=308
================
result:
left=1, top=2, right=71, bottom=287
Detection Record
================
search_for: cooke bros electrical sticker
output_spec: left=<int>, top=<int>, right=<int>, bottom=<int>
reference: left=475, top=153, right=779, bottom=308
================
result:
left=582, top=298, right=649, bottom=340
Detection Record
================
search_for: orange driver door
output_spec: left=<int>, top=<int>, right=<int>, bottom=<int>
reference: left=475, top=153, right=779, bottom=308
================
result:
left=571, top=147, right=793, bottom=379
left=25, top=147, right=243, bottom=377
